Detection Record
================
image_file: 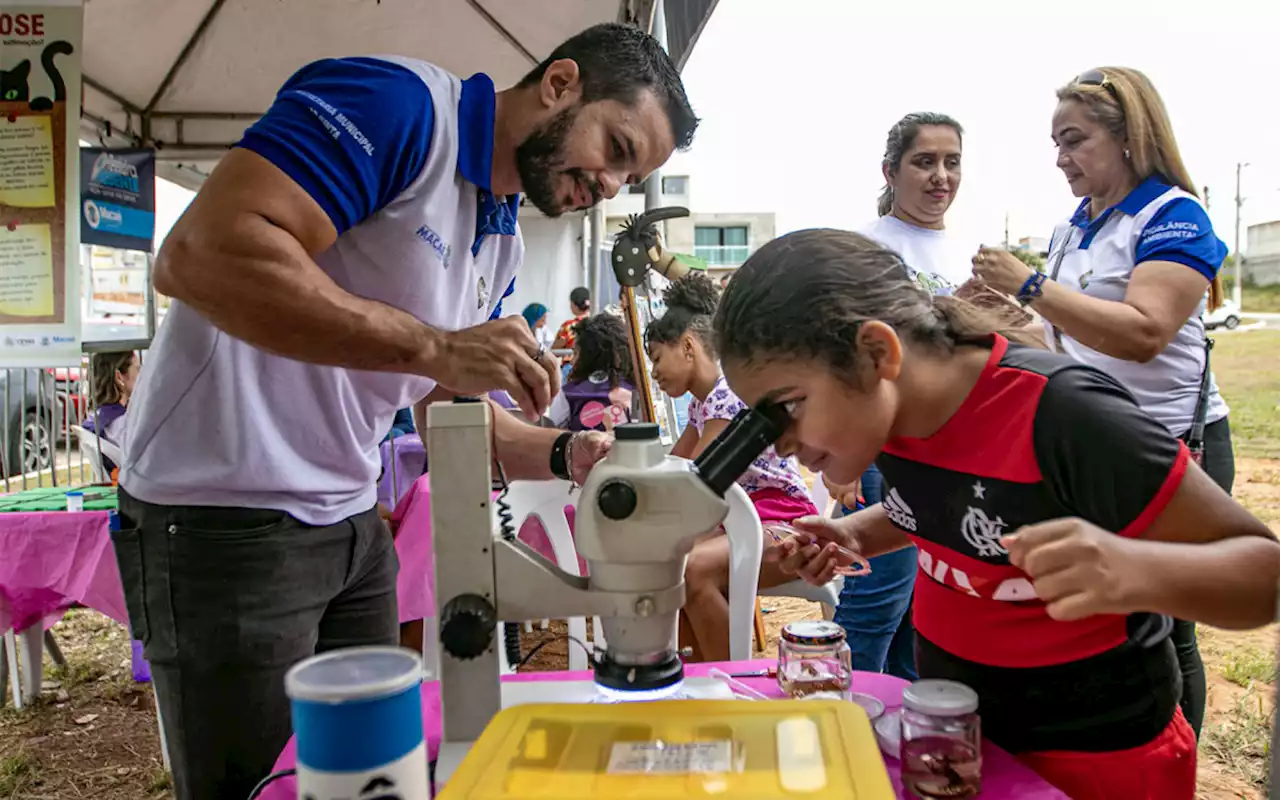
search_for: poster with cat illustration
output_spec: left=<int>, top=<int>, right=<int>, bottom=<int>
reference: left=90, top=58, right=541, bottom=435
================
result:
left=0, top=1, right=83, bottom=367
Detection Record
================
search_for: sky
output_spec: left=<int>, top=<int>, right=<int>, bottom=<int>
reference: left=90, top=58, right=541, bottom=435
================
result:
left=662, top=0, right=1280, bottom=252
left=151, top=0, right=1280, bottom=255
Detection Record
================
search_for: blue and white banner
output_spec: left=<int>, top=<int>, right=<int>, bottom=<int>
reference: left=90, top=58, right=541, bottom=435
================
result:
left=79, top=147, right=154, bottom=252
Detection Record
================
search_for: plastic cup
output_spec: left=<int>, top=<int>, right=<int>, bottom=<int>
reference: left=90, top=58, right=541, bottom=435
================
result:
left=286, top=646, right=429, bottom=800
left=65, top=491, right=84, bottom=512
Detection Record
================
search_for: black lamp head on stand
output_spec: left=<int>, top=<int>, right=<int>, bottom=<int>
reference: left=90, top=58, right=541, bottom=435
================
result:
left=611, top=206, right=692, bottom=288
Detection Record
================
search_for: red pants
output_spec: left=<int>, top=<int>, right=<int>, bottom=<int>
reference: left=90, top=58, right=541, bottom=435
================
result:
left=1016, top=708, right=1197, bottom=799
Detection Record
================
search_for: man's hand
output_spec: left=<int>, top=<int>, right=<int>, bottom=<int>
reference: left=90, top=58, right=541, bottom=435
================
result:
left=428, top=317, right=558, bottom=421
left=1003, top=518, right=1142, bottom=622
left=569, top=431, right=613, bottom=484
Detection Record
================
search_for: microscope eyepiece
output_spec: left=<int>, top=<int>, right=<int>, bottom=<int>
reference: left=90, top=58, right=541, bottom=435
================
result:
left=694, top=402, right=789, bottom=497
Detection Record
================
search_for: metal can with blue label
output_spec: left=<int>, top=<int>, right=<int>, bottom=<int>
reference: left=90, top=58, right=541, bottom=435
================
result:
left=286, top=646, right=428, bottom=800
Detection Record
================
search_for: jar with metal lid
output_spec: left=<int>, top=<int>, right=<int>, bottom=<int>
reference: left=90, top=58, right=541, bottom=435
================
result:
left=777, top=620, right=852, bottom=699
left=900, top=679, right=982, bottom=799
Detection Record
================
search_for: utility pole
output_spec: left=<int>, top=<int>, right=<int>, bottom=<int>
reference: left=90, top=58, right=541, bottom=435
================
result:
left=1003, top=212, right=1010, bottom=249
left=1234, top=162, right=1247, bottom=309
left=1203, top=186, right=1209, bottom=211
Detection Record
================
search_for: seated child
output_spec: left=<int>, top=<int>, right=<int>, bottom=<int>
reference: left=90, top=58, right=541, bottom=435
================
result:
left=547, top=313, right=638, bottom=432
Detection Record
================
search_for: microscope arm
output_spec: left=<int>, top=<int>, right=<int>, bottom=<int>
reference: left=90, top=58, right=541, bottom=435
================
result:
left=492, top=537, right=685, bottom=624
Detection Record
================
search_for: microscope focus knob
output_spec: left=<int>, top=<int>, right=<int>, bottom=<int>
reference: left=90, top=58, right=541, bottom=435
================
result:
left=597, top=479, right=638, bottom=520
left=439, top=594, right=497, bottom=660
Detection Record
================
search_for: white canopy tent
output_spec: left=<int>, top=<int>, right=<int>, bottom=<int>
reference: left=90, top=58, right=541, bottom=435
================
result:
left=78, top=0, right=718, bottom=191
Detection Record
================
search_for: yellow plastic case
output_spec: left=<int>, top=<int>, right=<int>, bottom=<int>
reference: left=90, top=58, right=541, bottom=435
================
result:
left=438, top=698, right=895, bottom=799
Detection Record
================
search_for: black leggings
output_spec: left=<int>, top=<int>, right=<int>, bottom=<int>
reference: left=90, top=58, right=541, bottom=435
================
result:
left=1174, top=416, right=1235, bottom=738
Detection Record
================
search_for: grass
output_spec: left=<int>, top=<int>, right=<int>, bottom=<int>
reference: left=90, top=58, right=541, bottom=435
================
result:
left=1211, top=330, right=1280, bottom=459
left=1222, top=646, right=1280, bottom=688
left=0, top=750, right=35, bottom=796
left=1203, top=687, right=1275, bottom=791
left=1241, top=285, right=1280, bottom=313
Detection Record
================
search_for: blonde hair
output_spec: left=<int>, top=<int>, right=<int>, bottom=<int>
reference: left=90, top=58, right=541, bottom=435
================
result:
left=1057, top=67, right=1223, bottom=311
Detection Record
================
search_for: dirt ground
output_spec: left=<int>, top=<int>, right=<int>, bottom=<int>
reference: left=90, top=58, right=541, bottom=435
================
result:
left=2, top=457, right=1278, bottom=798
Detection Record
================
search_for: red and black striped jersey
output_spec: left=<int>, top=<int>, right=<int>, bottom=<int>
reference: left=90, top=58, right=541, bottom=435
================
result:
left=878, top=334, right=1188, bottom=752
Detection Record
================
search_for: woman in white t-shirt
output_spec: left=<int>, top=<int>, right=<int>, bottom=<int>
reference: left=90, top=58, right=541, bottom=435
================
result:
left=857, top=112, right=978, bottom=292
left=835, top=112, right=975, bottom=682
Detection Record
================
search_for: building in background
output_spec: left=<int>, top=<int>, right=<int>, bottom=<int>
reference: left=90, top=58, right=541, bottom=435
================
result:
left=1017, top=236, right=1051, bottom=258
left=603, top=175, right=776, bottom=282
left=1245, top=220, right=1280, bottom=286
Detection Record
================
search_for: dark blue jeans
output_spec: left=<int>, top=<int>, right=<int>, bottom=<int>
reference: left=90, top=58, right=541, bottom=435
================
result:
left=832, top=464, right=918, bottom=680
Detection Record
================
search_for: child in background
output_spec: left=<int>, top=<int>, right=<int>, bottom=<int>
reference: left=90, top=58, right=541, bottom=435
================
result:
left=646, top=272, right=819, bottom=661
left=547, top=313, right=637, bottom=432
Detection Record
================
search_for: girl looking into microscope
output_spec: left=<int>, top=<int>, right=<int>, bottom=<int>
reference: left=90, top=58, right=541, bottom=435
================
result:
left=713, top=228, right=1280, bottom=800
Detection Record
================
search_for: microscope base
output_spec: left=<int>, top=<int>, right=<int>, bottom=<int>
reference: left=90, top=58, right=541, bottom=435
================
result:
left=432, top=677, right=734, bottom=792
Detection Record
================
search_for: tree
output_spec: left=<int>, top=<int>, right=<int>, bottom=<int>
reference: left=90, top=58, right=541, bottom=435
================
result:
left=1009, top=248, right=1046, bottom=273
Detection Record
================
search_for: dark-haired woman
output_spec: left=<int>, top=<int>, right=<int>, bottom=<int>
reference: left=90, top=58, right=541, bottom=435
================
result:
left=972, top=68, right=1232, bottom=738
left=835, top=111, right=976, bottom=682
left=547, top=313, right=637, bottom=432
left=82, top=351, right=140, bottom=473
left=715, top=228, right=1280, bottom=800
left=646, top=272, right=818, bottom=661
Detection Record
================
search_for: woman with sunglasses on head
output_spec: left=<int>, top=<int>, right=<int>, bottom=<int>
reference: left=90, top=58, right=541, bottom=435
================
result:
left=971, top=67, right=1232, bottom=739
left=715, top=229, right=1279, bottom=800
left=829, top=111, right=976, bottom=682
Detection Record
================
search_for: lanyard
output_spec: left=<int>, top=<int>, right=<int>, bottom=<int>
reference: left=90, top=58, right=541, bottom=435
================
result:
left=1044, top=227, right=1080, bottom=353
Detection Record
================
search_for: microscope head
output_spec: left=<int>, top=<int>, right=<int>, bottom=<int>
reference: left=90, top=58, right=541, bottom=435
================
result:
left=574, top=404, right=788, bottom=693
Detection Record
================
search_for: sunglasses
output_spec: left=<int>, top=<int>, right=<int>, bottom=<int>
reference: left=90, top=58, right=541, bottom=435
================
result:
left=1075, top=68, right=1119, bottom=101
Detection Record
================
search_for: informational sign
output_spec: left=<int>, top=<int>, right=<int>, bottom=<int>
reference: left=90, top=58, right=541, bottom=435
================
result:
left=80, top=147, right=155, bottom=251
left=0, top=0, right=83, bottom=367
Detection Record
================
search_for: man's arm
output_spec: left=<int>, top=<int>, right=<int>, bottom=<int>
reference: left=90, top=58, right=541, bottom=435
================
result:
left=414, top=390, right=592, bottom=482
left=157, top=58, right=445, bottom=374
left=157, top=149, right=444, bottom=374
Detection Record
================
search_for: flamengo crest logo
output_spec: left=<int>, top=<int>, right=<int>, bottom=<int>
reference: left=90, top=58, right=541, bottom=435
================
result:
left=883, top=488, right=917, bottom=532
left=960, top=506, right=1009, bottom=557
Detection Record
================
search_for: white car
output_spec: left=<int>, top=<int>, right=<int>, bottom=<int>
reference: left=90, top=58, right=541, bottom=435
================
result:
left=1204, top=299, right=1242, bottom=331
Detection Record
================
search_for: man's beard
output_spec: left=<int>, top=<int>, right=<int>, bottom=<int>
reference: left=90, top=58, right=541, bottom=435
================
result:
left=515, top=106, right=600, bottom=218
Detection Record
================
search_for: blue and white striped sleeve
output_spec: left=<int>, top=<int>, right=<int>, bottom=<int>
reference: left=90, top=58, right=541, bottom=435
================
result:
left=1134, top=198, right=1227, bottom=280
left=237, top=57, right=435, bottom=235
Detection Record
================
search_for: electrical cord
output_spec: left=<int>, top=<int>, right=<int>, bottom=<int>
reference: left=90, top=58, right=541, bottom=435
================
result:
left=246, top=768, right=296, bottom=799
left=517, top=633, right=595, bottom=669
left=492, top=443, right=523, bottom=667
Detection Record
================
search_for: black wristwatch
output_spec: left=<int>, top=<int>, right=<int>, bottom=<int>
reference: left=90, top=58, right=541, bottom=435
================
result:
left=549, top=432, right=573, bottom=481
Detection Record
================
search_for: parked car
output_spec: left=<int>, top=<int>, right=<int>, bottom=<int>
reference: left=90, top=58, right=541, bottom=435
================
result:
left=1, top=368, right=61, bottom=478
left=1205, top=299, right=1242, bottom=331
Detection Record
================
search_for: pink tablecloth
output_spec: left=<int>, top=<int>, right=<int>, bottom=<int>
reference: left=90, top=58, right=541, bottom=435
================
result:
left=0, top=511, right=129, bottom=634
left=394, top=475, right=583, bottom=624
left=263, top=659, right=1067, bottom=800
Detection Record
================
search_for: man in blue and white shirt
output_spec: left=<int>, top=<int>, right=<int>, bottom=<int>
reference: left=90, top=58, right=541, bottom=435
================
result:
left=116, top=23, right=697, bottom=798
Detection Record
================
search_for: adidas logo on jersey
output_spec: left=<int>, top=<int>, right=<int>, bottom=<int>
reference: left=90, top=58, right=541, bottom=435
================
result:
left=883, top=487, right=917, bottom=531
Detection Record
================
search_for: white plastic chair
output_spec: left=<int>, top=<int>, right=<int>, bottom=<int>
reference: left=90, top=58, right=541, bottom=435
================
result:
left=496, top=480, right=595, bottom=671
left=722, top=483, right=765, bottom=661
left=71, top=425, right=122, bottom=482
